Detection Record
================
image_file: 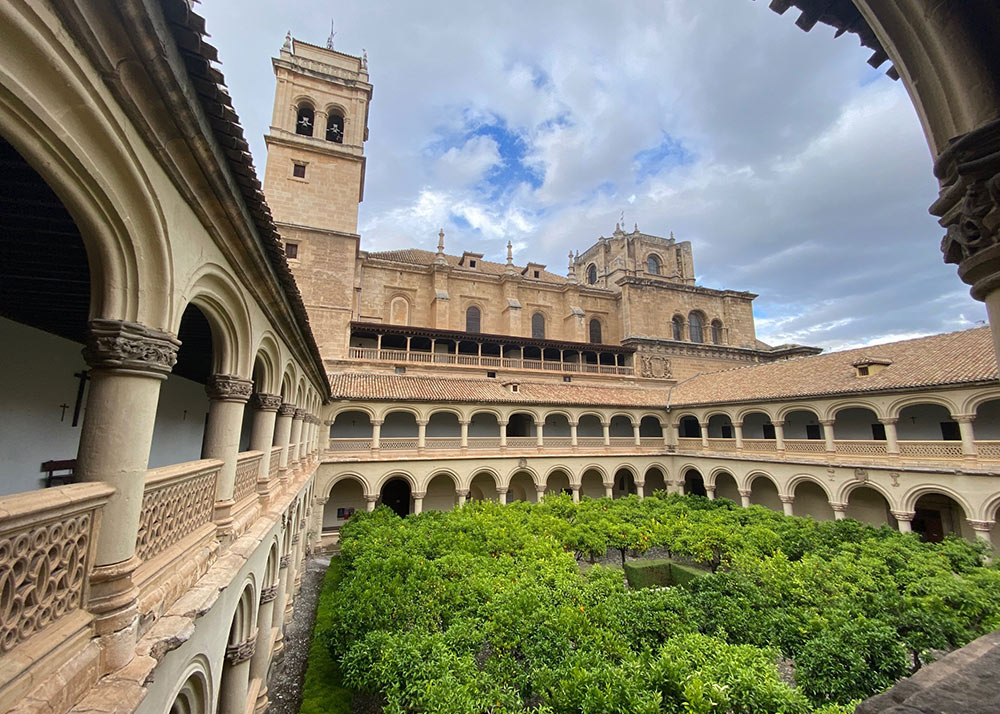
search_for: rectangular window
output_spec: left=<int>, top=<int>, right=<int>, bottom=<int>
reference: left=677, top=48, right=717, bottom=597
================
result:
left=394, top=366, right=406, bottom=375
left=486, top=371, right=496, bottom=378
left=721, top=425, right=733, bottom=439
left=563, top=376, right=572, bottom=383
left=292, top=162, right=306, bottom=178
left=940, top=421, right=960, bottom=441
left=806, top=424, right=821, bottom=440
left=285, top=242, right=299, bottom=259
left=871, top=423, right=887, bottom=440
left=857, top=365, right=869, bottom=376
left=469, top=260, right=476, bottom=268
left=533, top=270, right=540, bottom=278
left=762, top=423, right=776, bottom=440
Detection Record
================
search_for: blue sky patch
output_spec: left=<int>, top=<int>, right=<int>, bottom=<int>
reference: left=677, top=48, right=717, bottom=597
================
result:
left=632, top=133, right=695, bottom=180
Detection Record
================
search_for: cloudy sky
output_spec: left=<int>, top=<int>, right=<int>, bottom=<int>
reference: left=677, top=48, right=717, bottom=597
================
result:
left=199, top=0, right=986, bottom=352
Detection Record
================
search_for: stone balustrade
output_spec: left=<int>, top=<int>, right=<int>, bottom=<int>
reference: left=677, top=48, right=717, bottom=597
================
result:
left=269, top=446, right=283, bottom=479
left=347, top=347, right=635, bottom=376
left=135, top=459, right=220, bottom=562
left=233, top=451, right=264, bottom=505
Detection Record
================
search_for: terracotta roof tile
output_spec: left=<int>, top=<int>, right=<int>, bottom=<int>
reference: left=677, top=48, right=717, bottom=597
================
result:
left=366, top=248, right=569, bottom=285
left=671, top=327, right=996, bottom=406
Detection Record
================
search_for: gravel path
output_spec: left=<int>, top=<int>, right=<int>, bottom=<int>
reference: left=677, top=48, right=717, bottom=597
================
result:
left=268, top=554, right=331, bottom=714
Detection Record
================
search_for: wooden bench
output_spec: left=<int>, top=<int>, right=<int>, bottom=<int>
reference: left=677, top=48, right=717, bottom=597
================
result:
left=41, top=459, right=77, bottom=487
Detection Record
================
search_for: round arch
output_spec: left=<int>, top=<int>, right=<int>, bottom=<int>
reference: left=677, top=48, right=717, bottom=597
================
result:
left=785, top=474, right=834, bottom=502
left=373, top=470, right=418, bottom=494
left=321, top=471, right=373, bottom=500
left=501, top=464, right=540, bottom=490
left=164, top=655, right=212, bottom=714
left=823, top=400, right=886, bottom=422
left=900, top=484, right=975, bottom=516
left=178, top=266, right=254, bottom=377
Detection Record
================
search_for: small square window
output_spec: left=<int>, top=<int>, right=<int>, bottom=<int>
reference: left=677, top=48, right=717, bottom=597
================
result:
left=285, top=242, right=299, bottom=259
left=762, top=423, right=776, bottom=440
left=292, top=162, right=306, bottom=178
left=857, top=365, right=869, bottom=376
left=533, top=270, right=540, bottom=278
left=394, top=366, right=406, bottom=375
left=511, top=384, right=519, bottom=393
left=806, top=424, right=821, bottom=440
left=469, top=260, right=476, bottom=268
left=486, top=371, right=496, bottom=378
left=562, top=376, right=572, bottom=383
left=871, top=423, right=887, bottom=441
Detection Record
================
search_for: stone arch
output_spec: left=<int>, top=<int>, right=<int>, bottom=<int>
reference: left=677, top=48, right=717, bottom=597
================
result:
left=644, top=465, right=668, bottom=494
left=586, top=263, right=598, bottom=285
left=646, top=253, right=662, bottom=275
left=464, top=303, right=482, bottom=333
left=502, top=464, right=540, bottom=490
left=544, top=467, right=572, bottom=495
left=682, top=467, right=707, bottom=497
left=530, top=311, right=546, bottom=339
left=322, top=472, right=372, bottom=500
left=294, top=97, right=316, bottom=136
left=463, top=465, right=501, bottom=491
left=687, top=310, right=706, bottom=343
left=671, top=314, right=684, bottom=341
left=710, top=469, right=741, bottom=502
left=579, top=466, right=606, bottom=499
left=824, top=399, right=886, bottom=422
left=166, top=655, right=212, bottom=714
left=745, top=470, right=782, bottom=512
left=886, top=393, right=961, bottom=420
left=734, top=406, right=777, bottom=423
left=468, top=469, right=500, bottom=501
left=790, top=477, right=835, bottom=521
left=180, top=266, right=254, bottom=377
left=785, top=474, right=834, bottom=502
left=250, top=333, right=282, bottom=395
left=900, top=484, right=974, bottom=517
left=373, top=470, right=418, bottom=493
left=507, top=470, right=539, bottom=503
left=388, top=295, right=410, bottom=325
left=588, top=317, right=603, bottom=344
left=960, top=390, right=1000, bottom=416
left=227, top=580, right=257, bottom=647
left=0, top=11, right=173, bottom=328
left=424, top=471, right=459, bottom=511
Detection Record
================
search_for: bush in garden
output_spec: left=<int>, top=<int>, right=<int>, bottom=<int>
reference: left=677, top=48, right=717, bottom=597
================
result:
left=319, top=494, right=998, bottom=713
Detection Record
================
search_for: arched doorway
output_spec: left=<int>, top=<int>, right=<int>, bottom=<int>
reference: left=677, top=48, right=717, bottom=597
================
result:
left=683, top=469, right=706, bottom=497
left=912, top=493, right=969, bottom=543
left=792, top=480, right=834, bottom=520
left=714, top=471, right=740, bottom=502
left=469, top=471, right=499, bottom=501
left=380, top=478, right=411, bottom=517
left=845, top=486, right=895, bottom=528
left=748, top=475, right=782, bottom=512
left=613, top=468, right=636, bottom=498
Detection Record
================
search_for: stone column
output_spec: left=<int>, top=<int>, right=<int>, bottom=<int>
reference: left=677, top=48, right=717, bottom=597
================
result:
left=275, top=404, right=295, bottom=472
left=535, top=420, right=544, bottom=448
left=371, top=419, right=382, bottom=451
left=892, top=511, right=916, bottom=533
left=289, top=409, right=305, bottom=464
left=412, top=491, right=424, bottom=514
left=738, top=489, right=751, bottom=508
left=270, top=555, right=289, bottom=658
left=250, top=585, right=277, bottom=710
left=699, top=422, right=709, bottom=448
left=705, top=486, right=716, bottom=501
left=635, top=481, right=645, bottom=499
left=570, top=483, right=581, bottom=503
left=220, top=635, right=255, bottom=714
left=633, top=422, right=642, bottom=447
left=881, top=418, right=899, bottom=455
left=535, top=485, right=546, bottom=502
left=250, top=393, right=281, bottom=493
left=773, top=420, right=785, bottom=452
left=601, top=421, right=611, bottom=447
left=570, top=421, right=578, bottom=449
left=497, top=487, right=508, bottom=505
left=499, top=420, right=508, bottom=450
left=365, top=494, right=377, bottom=512
left=203, top=375, right=253, bottom=533
left=460, top=419, right=470, bottom=449
left=77, top=319, right=179, bottom=671
left=456, top=489, right=468, bottom=507
left=734, top=422, right=744, bottom=450
left=667, top=422, right=678, bottom=448
left=416, top=419, right=427, bottom=453
left=779, top=495, right=794, bottom=517
left=831, top=502, right=847, bottom=520
left=968, top=520, right=995, bottom=542
left=603, top=481, right=614, bottom=499
left=955, top=415, right=978, bottom=458
left=820, top=419, right=836, bottom=454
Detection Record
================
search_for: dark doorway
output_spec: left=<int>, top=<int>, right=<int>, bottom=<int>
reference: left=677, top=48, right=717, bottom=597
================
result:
left=381, top=478, right=411, bottom=517
left=913, top=509, right=944, bottom=543
left=684, top=469, right=707, bottom=497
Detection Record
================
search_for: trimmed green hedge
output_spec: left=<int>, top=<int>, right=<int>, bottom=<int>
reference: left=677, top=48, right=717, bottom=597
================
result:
left=625, top=558, right=709, bottom=589
left=299, top=557, right=352, bottom=714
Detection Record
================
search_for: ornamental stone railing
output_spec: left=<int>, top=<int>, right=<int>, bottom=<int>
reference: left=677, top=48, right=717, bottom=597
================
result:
left=467, top=437, right=501, bottom=449
left=328, top=437, right=372, bottom=452
left=976, top=440, right=1000, bottom=459
left=897, top=440, right=964, bottom=459
left=135, top=460, right=220, bottom=562
left=742, top=439, right=779, bottom=452
left=269, top=446, right=282, bottom=479
left=834, top=440, right=889, bottom=457
left=0, top=482, right=112, bottom=655
left=347, top=347, right=635, bottom=376
left=505, top=436, right=537, bottom=449
left=576, top=437, right=606, bottom=448
left=425, top=437, right=462, bottom=450
left=233, top=451, right=263, bottom=504
left=677, top=437, right=702, bottom=450
left=706, top=438, right=737, bottom=452
left=783, top=439, right=827, bottom=454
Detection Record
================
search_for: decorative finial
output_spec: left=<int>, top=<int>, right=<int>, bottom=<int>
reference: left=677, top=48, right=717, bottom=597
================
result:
left=283, top=31, right=292, bottom=51
left=506, top=241, right=513, bottom=264
left=634, top=222, right=639, bottom=233
left=567, top=251, right=578, bottom=283
left=615, top=222, right=621, bottom=233
left=361, top=49, right=368, bottom=70
left=437, top=229, right=445, bottom=252
left=326, top=19, right=335, bottom=49
left=670, top=230, right=675, bottom=241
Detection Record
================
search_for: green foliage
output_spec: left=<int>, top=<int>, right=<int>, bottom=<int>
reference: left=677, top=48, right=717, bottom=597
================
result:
left=313, top=495, right=998, bottom=713
left=624, top=558, right=708, bottom=590
left=300, top=557, right=353, bottom=714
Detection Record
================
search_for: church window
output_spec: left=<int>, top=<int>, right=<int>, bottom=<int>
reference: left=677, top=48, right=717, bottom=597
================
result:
left=466, top=306, right=481, bottom=333
left=589, top=319, right=602, bottom=344
left=292, top=162, right=306, bottom=178
left=647, top=254, right=661, bottom=275
left=711, top=319, right=723, bottom=344
left=285, top=242, right=299, bottom=259
left=531, top=312, right=545, bottom=339
left=295, top=104, right=315, bottom=136
left=672, top=315, right=683, bottom=340
left=587, top=264, right=598, bottom=285
left=326, top=112, right=344, bottom=143
left=688, top=312, right=704, bottom=343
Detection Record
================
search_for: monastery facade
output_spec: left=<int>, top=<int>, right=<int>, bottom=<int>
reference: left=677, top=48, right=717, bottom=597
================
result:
left=1, top=2, right=1000, bottom=714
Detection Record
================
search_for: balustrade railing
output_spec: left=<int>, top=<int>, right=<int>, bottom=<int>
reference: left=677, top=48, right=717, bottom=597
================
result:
left=346, top=347, right=635, bottom=376
left=135, top=459, right=220, bottom=562
left=544, top=437, right=573, bottom=448
left=0, top=482, right=112, bottom=657
left=897, top=440, right=964, bottom=459
left=834, top=440, right=888, bottom=457
left=468, top=437, right=501, bottom=449
left=269, top=446, right=282, bottom=479
left=677, top=437, right=702, bottom=450
left=426, top=437, right=462, bottom=450
left=706, top=438, right=737, bottom=452
left=577, top=437, right=606, bottom=448
left=609, top=436, right=636, bottom=446
left=783, top=439, right=827, bottom=454
left=506, top=436, right=538, bottom=449
left=640, top=437, right=664, bottom=447
left=379, top=437, right=419, bottom=450
left=233, top=451, right=263, bottom=504
left=328, top=437, right=372, bottom=452
left=742, top=439, right=778, bottom=452
left=976, top=440, right=1000, bottom=459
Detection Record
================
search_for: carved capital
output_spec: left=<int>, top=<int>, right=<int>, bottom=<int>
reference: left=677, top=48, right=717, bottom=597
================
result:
left=278, top=403, right=296, bottom=417
left=934, top=118, right=1000, bottom=300
left=206, top=374, right=253, bottom=402
left=251, top=392, right=282, bottom=411
left=967, top=519, right=995, bottom=532
left=293, top=409, right=306, bottom=420
left=279, top=555, right=290, bottom=569
left=412, top=491, right=426, bottom=499
left=830, top=502, right=847, bottom=513
left=879, top=417, right=898, bottom=426
left=83, top=319, right=180, bottom=376
left=291, top=532, right=300, bottom=544
left=260, top=585, right=278, bottom=604
left=364, top=494, right=378, bottom=503
left=779, top=495, right=794, bottom=504
left=225, top=636, right=256, bottom=665
left=455, top=489, right=470, bottom=497
left=738, top=489, right=751, bottom=498
left=891, top=510, right=916, bottom=523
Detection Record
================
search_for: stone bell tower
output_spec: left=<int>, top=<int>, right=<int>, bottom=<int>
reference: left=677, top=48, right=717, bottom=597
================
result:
left=262, top=33, right=372, bottom=359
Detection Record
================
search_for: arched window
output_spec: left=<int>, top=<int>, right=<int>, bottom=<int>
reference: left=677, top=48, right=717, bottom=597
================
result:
left=295, top=104, right=315, bottom=136
left=589, top=319, right=602, bottom=344
left=587, top=264, right=598, bottom=285
left=326, top=112, right=344, bottom=143
left=390, top=296, right=409, bottom=325
left=466, top=305, right=481, bottom=333
left=647, top=254, right=661, bottom=275
left=672, top=315, right=684, bottom=341
left=688, top=312, right=704, bottom=343
left=711, top=319, right=723, bottom=344
left=531, top=312, right=546, bottom=339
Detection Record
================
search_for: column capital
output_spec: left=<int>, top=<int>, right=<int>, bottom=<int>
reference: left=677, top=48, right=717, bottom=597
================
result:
left=260, top=585, right=278, bottom=604
left=364, top=494, right=378, bottom=503
left=953, top=414, right=976, bottom=423
left=634, top=480, right=645, bottom=488
left=370, top=418, right=384, bottom=426
left=891, top=510, right=916, bottom=523
left=250, top=392, right=282, bottom=411
left=412, top=491, right=426, bottom=499
left=225, top=636, right=257, bottom=665
left=83, top=318, right=180, bottom=377
left=315, top=496, right=329, bottom=505
left=496, top=487, right=508, bottom=495
left=415, top=418, right=429, bottom=426
left=879, top=417, right=898, bottom=425
left=293, top=408, right=307, bottom=420
left=819, top=419, right=835, bottom=426
left=733, top=421, right=743, bottom=428
left=967, top=519, right=995, bottom=532
left=830, top=502, right=848, bottom=513
left=569, top=482, right=581, bottom=490
left=206, top=374, right=253, bottom=402
left=455, top=489, right=469, bottom=497
left=772, top=420, right=785, bottom=427
left=278, top=403, right=296, bottom=417
left=698, top=421, right=709, bottom=428
left=278, top=554, right=290, bottom=569
left=738, top=489, right=751, bottom=498
left=602, top=481, right=614, bottom=489
left=778, top=495, right=794, bottom=504
left=568, top=420, right=578, bottom=427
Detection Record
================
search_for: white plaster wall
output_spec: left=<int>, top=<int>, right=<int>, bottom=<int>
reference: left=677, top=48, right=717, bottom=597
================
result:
left=974, top=400, right=1000, bottom=439
left=0, top=318, right=87, bottom=495
left=324, top=478, right=365, bottom=529
left=833, top=408, right=882, bottom=440
left=424, top=474, right=456, bottom=511
left=845, top=487, right=895, bottom=527
left=331, top=411, right=373, bottom=437
left=896, top=405, right=956, bottom=440
left=148, top=375, right=209, bottom=469
left=783, top=410, right=822, bottom=439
